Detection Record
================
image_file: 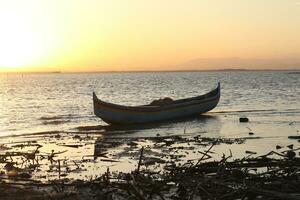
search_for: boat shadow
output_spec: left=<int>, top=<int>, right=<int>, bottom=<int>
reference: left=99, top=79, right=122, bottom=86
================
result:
left=102, top=114, right=218, bottom=134
left=93, top=114, right=221, bottom=158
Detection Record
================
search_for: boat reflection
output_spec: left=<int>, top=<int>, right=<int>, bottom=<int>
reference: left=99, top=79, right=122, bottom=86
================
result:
left=102, top=114, right=218, bottom=133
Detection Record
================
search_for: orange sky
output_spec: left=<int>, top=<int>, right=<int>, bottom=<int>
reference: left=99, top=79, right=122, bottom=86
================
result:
left=0, top=0, right=300, bottom=72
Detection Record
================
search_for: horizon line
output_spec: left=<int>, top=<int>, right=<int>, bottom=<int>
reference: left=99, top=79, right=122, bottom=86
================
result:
left=0, top=68, right=300, bottom=74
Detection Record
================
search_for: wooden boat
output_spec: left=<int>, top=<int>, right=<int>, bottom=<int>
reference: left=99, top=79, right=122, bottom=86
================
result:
left=93, top=82, right=220, bottom=125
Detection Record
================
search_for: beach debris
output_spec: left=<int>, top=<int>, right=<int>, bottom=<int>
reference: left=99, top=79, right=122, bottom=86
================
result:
left=246, top=127, right=254, bottom=135
left=73, top=135, right=81, bottom=140
left=239, top=117, right=249, bottom=122
left=289, top=121, right=295, bottom=126
left=136, top=147, right=144, bottom=174
left=100, top=159, right=119, bottom=162
left=245, top=150, right=257, bottom=154
left=18, top=172, right=32, bottom=179
left=59, top=144, right=83, bottom=148
left=4, top=163, right=32, bottom=178
left=4, top=163, right=17, bottom=172
left=0, top=144, right=11, bottom=150
left=286, top=150, right=296, bottom=159
left=287, top=144, right=294, bottom=149
left=143, top=157, right=166, bottom=166
left=194, top=142, right=216, bottom=166
left=0, top=128, right=299, bottom=200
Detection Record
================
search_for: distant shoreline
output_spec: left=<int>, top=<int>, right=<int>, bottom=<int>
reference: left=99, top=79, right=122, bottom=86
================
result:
left=1, top=69, right=300, bottom=74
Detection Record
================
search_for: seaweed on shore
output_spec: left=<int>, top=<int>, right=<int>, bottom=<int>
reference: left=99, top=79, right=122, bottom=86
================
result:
left=0, top=130, right=299, bottom=200
left=0, top=141, right=299, bottom=200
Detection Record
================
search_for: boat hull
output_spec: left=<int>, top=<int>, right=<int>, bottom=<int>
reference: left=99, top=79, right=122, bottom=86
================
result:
left=93, top=83, right=220, bottom=125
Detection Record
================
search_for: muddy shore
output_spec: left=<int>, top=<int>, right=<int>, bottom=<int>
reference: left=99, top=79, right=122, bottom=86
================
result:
left=0, top=120, right=299, bottom=200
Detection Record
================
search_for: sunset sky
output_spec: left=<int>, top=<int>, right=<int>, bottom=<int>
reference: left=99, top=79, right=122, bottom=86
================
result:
left=0, top=0, right=300, bottom=72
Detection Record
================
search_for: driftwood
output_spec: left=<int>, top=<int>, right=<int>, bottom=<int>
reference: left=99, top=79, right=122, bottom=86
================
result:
left=0, top=131, right=299, bottom=200
left=0, top=148, right=299, bottom=200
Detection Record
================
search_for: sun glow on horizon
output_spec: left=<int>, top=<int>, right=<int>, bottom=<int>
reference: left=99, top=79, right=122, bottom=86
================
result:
left=0, top=2, right=57, bottom=72
left=0, top=0, right=300, bottom=72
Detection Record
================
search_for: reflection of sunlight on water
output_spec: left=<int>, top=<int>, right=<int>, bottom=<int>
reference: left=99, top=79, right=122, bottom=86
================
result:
left=0, top=72, right=299, bottom=181
left=0, top=113, right=299, bottom=182
left=1, top=71, right=299, bottom=136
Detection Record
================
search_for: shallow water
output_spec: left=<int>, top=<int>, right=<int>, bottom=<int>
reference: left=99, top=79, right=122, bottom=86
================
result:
left=0, top=71, right=300, bottom=181
left=0, top=71, right=299, bottom=137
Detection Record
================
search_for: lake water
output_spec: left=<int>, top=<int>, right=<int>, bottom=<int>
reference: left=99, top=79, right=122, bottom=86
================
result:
left=1, top=71, right=299, bottom=137
left=1, top=71, right=300, bottom=180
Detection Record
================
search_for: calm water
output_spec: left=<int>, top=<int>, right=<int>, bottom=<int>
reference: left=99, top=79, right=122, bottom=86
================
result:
left=0, top=71, right=299, bottom=138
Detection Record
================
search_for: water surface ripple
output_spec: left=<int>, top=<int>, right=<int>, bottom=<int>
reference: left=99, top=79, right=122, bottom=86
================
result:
left=0, top=71, right=299, bottom=137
